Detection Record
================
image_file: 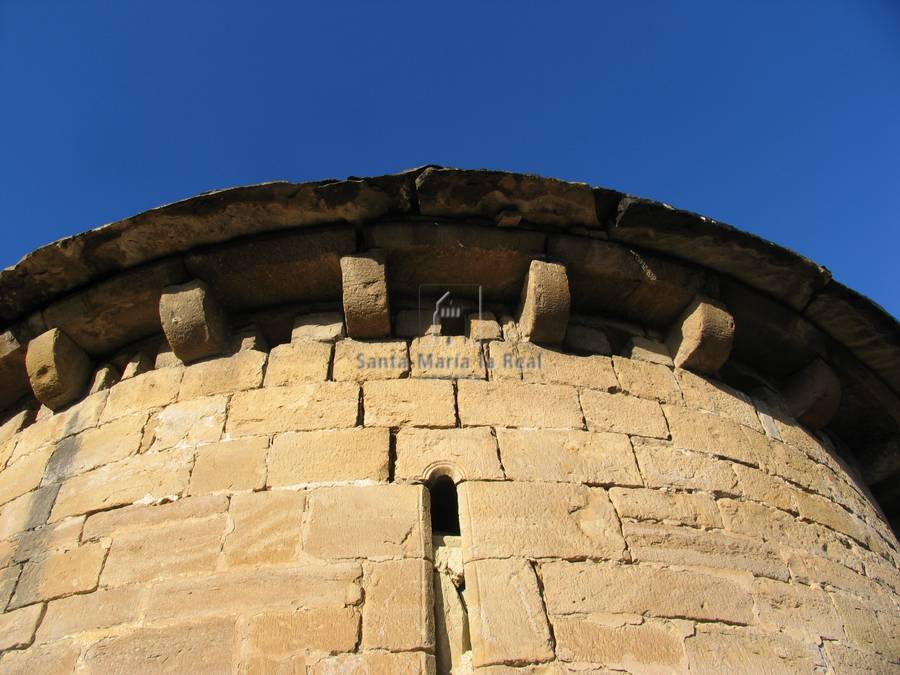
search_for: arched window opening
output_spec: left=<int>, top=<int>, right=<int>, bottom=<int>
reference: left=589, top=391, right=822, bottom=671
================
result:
left=428, top=474, right=461, bottom=536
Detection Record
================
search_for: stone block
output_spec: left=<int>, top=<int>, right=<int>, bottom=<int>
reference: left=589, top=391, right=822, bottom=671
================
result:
left=675, top=369, right=761, bottom=431
left=609, top=487, right=722, bottom=528
left=189, top=436, right=268, bottom=494
left=781, top=358, right=842, bottom=429
left=100, top=367, right=182, bottom=422
left=224, top=491, right=306, bottom=567
left=517, top=260, right=570, bottom=345
left=51, top=448, right=192, bottom=521
left=666, top=296, right=735, bottom=373
left=304, top=484, right=428, bottom=560
left=684, top=624, right=822, bottom=674
left=517, top=343, right=618, bottom=390
left=5, top=517, right=83, bottom=567
left=468, top=311, right=501, bottom=341
left=395, top=427, right=503, bottom=482
left=0, top=329, right=29, bottom=413
left=263, top=340, right=332, bottom=387
left=612, top=356, right=680, bottom=403
left=178, top=349, right=265, bottom=400
left=553, top=616, right=689, bottom=671
left=363, top=379, right=456, bottom=428
left=159, top=279, right=229, bottom=362
left=581, top=391, right=668, bottom=438
left=410, top=336, right=486, bottom=380
left=457, top=381, right=583, bottom=428
left=486, top=341, right=522, bottom=380
left=333, top=339, right=409, bottom=381
left=662, top=403, right=763, bottom=466
left=466, top=558, right=554, bottom=667
left=622, top=521, right=793, bottom=580
left=497, top=429, right=642, bottom=486
left=81, top=618, right=237, bottom=673
left=0, top=564, right=20, bottom=609
left=309, top=652, right=434, bottom=675
left=784, top=551, right=874, bottom=598
left=250, top=607, right=359, bottom=657
left=0, top=638, right=80, bottom=674
left=292, top=312, right=345, bottom=342
left=268, top=428, right=389, bottom=486
left=25, top=328, right=92, bottom=410
left=88, top=363, right=120, bottom=393
left=82, top=494, right=228, bottom=540
left=0, top=604, right=43, bottom=651
left=37, top=585, right=142, bottom=643
left=731, top=463, right=797, bottom=512
left=752, top=577, right=843, bottom=641
left=623, top=336, right=673, bottom=365
left=0, top=446, right=53, bottom=508
left=227, top=382, right=359, bottom=436
left=0, top=484, right=58, bottom=540
left=542, top=560, right=752, bottom=624
left=564, top=323, right=612, bottom=355
left=143, top=395, right=227, bottom=453
left=363, top=559, right=434, bottom=651
left=45, top=412, right=146, bottom=483
left=9, top=390, right=106, bottom=463
left=823, top=642, right=899, bottom=675
left=460, top=481, right=625, bottom=561
left=340, top=252, right=391, bottom=338
left=11, top=542, right=106, bottom=608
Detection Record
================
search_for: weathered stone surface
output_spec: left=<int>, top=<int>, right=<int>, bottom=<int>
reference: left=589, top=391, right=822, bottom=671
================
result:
left=363, top=379, right=456, bottom=428
left=143, top=395, right=226, bottom=452
left=433, top=565, right=469, bottom=675
left=675, top=369, right=761, bottom=430
left=612, top=195, right=830, bottom=311
left=666, top=296, right=734, bottom=374
left=159, top=279, right=230, bottom=363
left=542, top=561, right=752, bottom=623
left=0, top=638, right=80, bottom=674
left=227, top=382, right=359, bottom=436
left=82, top=618, right=237, bottom=673
left=0, top=564, right=20, bottom=609
left=268, top=428, right=389, bottom=486
left=517, top=343, right=618, bottom=390
left=684, top=624, right=823, bottom=674
left=623, top=336, right=673, bottom=365
left=609, top=487, right=722, bottom=528
left=43, top=258, right=186, bottom=356
left=497, top=429, right=641, bottom=486
left=51, top=448, right=192, bottom=521
left=366, top=222, right=545, bottom=301
left=82, top=494, right=228, bottom=540
left=663, top=404, right=763, bottom=466
left=25, top=328, right=92, bottom=410
left=9, top=391, right=106, bottom=463
left=517, top=260, right=570, bottom=345
left=5, top=517, right=83, bottom=567
left=292, top=312, right=345, bottom=342
left=0, top=446, right=53, bottom=507
left=581, top=391, right=668, bottom=438
left=460, top=481, right=625, bottom=561
left=0, top=484, right=58, bottom=540
left=333, top=339, right=409, bottom=381
left=185, top=228, right=354, bottom=311
left=189, top=436, right=268, bottom=494
left=612, top=356, right=680, bottom=403
left=486, top=340, right=522, bottom=380
left=410, top=336, right=486, bottom=379
left=341, top=252, right=391, bottom=338
left=145, top=563, right=362, bottom=622
left=100, top=367, right=182, bottom=422
left=468, top=311, right=502, bottom=341
left=11, top=542, right=106, bottom=608
left=823, top=641, right=900, bottom=675
left=309, top=652, right=434, bottom=675
left=564, top=323, right=612, bottom=355
left=623, top=522, right=789, bottom=580
left=0, top=603, right=43, bottom=651
left=731, top=463, right=797, bottom=512
left=363, top=559, right=434, bottom=651
left=45, top=412, right=146, bottom=483
left=178, top=349, right=265, bottom=399
left=224, top=490, right=306, bottom=566
left=458, top=381, right=583, bottom=428
left=553, top=616, right=689, bottom=671
left=549, top=235, right=704, bottom=327
left=264, top=340, right=332, bottom=386
left=37, top=585, right=142, bottom=643
left=304, top=484, right=427, bottom=560
left=250, top=607, right=359, bottom=657
left=466, top=558, right=554, bottom=667
left=416, top=167, right=599, bottom=227
left=752, top=577, right=843, bottom=641
left=395, top=427, right=502, bottom=482
left=781, top=358, right=842, bottom=429
left=784, top=550, right=874, bottom=598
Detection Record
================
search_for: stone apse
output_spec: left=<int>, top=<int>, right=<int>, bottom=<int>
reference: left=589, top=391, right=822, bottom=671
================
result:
left=0, top=168, right=898, bottom=673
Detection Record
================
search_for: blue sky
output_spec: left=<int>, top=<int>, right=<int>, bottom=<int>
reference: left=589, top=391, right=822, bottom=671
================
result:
left=2, top=1, right=898, bottom=316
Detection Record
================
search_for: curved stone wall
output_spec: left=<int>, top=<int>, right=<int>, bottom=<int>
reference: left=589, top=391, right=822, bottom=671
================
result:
left=0, top=168, right=898, bottom=672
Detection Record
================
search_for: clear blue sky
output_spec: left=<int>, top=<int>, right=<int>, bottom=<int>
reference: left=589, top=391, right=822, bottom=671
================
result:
left=2, top=1, right=898, bottom=317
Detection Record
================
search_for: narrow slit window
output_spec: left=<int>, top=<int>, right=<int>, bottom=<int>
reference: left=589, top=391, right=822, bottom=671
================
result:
left=428, top=474, right=461, bottom=536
